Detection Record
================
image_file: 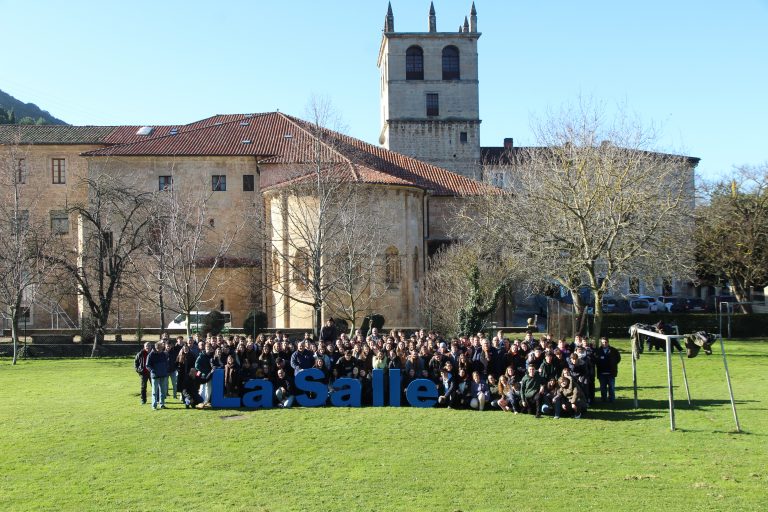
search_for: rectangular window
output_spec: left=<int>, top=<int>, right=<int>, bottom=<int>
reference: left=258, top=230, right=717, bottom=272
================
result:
left=51, top=211, right=69, bottom=234
left=243, top=174, right=255, bottom=192
left=212, top=175, right=227, bottom=191
left=460, top=132, right=468, bottom=144
left=629, top=277, right=640, bottom=295
left=14, top=210, right=30, bottom=232
left=102, top=230, right=114, bottom=251
left=426, top=93, right=439, bottom=117
left=51, top=158, right=66, bottom=184
left=16, top=158, right=26, bottom=184
left=158, top=175, right=173, bottom=191
left=491, top=171, right=504, bottom=188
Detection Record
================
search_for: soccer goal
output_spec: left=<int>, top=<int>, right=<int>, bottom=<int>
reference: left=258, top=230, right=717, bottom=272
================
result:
left=629, top=326, right=740, bottom=432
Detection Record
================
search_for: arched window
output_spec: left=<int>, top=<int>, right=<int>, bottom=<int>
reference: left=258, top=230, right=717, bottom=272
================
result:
left=385, top=246, right=401, bottom=287
left=406, top=46, right=424, bottom=80
left=442, top=45, right=460, bottom=80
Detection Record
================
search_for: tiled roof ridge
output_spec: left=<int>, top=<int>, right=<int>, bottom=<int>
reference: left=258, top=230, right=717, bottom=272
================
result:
left=283, top=113, right=490, bottom=195
left=84, top=114, right=265, bottom=156
left=277, top=112, right=360, bottom=182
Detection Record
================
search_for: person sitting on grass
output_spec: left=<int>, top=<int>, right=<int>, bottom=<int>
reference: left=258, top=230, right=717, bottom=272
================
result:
left=469, top=371, right=490, bottom=411
left=273, top=367, right=295, bottom=408
left=437, top=367, right=457, bottom=408
left=520, top=364, right=544, bottom=417
left=553, top=376, right=587, bottom=419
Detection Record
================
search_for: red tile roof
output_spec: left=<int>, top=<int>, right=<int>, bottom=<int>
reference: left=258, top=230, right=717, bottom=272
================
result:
left=82, top=112, right=490, bottom=196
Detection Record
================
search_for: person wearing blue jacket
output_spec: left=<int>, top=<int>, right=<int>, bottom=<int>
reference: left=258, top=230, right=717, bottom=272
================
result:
left=146, top=341, right=171, bottom=410
left=469, top=371, right=491, bottom=411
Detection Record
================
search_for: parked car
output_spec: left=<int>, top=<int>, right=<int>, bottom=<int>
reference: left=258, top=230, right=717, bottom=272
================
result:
left=657, top=296, right=688, bottom=313
left=602, top=296, right=631, bottom=313
left=628, top=294, right=660, bottom=312
left=685, top=298, right=706, bottom=312
left=167, top=311, right=232, bottom=332
left=629, top=299, right=651, bottom=314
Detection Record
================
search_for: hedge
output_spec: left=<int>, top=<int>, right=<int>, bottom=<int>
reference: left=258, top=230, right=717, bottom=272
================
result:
left=598, top=313, right=768, bottom=338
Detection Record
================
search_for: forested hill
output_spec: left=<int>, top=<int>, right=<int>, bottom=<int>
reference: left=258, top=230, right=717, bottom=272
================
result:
left=0, top=88, right=68, bottom=125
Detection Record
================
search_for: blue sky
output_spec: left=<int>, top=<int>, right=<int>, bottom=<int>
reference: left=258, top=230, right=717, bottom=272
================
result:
left=2, top=0, right=766, bottom=180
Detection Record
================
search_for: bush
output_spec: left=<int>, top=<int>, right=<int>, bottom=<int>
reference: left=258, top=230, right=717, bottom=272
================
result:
left=80, top=318, right=98, bottom=345
left=598, top=313, right=768, bottom=338
left=242, top=311, right=268, bottom=337
left=202, top=311, right=226, bottom=336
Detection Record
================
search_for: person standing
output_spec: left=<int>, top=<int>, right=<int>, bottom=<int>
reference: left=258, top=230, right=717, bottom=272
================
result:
left=146, top=341, right=171, bottom=410
left=134, top=342, right=152, bottom=405
left=595, top=337, right=621, bottom=402
left=168, top=336, right=184, bottom=399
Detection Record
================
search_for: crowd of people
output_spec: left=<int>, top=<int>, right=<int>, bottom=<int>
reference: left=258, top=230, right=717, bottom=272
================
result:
left=134, top=319, right=622, bottom=418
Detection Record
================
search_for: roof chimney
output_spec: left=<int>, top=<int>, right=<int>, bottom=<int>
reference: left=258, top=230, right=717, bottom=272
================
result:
left=503, top=137, right=514, bottom=150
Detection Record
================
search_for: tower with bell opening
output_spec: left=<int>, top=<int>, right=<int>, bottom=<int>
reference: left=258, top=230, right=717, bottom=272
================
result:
left=378, top=2, right=481, bottom=179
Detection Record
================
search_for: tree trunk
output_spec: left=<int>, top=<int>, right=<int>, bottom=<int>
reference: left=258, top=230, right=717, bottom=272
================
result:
left=91, top=325, right=105, bottom=357
left=185, top=309, right=192, bottom=339
left=730, top=280, right=752, bottom=314
left=592, top=291, right=604, bottom=341
left=570, top=290, right=587, bottom=336
left=11, top=317, right=18, bottom=365
left=314, top=307, right=322, bottom=339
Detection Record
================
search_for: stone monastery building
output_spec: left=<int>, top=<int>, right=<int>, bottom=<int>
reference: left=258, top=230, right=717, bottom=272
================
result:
left=0, top=3, right=700, bottom=332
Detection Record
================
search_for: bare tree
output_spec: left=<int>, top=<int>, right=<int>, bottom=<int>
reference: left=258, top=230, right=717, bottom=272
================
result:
left=421, top=240, right=521, bottom=336
left=0, top=136, right=56, bottom=364
left=459, top=101, right=696, bottom=339
left=263, top=97, right=379, bottom=335
left=695, top=163, right=768, bottom=312
left=137, top=179, right=243, bottom=337
left=45, top=169, right=154, bottom=356
left=323, top=189, right=387, bottom=334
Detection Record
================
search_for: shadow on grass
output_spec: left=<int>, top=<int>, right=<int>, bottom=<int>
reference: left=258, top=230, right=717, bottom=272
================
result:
left=587, top=397, right=758, bottom=423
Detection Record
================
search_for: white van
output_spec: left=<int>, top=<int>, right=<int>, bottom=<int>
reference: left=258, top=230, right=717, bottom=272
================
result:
left=167, top=311, right=232, bottom=332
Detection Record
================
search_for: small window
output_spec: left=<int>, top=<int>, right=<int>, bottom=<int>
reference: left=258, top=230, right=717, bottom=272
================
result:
left=385, top=246, right=401, bottom=287
left=16, top=158, right=26, bottom=184
left=243, top=174, right=255, bottom=192
left=52, top=158, right=66, bottom=184
left=460, top=132, right=468, bottom=144
left=491, top=171, right=504, bottom=188
left=14, top=210, right=30, bottom=232
left=102, top=230, right=114, bottom=251
left=442, top=46, right=460, bottom=80
left=158, top=176, right=173, bottom=191
left=212, top=175, right=227, bottom=191
left=406, top=46, right=424, bottom=80
left=629, top=277, right=640, bottom=295
left=51, top=211, right=69, bottom=234
left=426, top=93, right=439, bottom=117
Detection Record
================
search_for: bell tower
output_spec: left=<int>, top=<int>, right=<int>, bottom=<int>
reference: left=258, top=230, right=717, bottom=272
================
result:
left=378, top=2, right=481, bottom=179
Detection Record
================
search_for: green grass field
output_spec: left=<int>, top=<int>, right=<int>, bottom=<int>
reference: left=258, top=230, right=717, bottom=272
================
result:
left=1, top=339, right=766, bottom=512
